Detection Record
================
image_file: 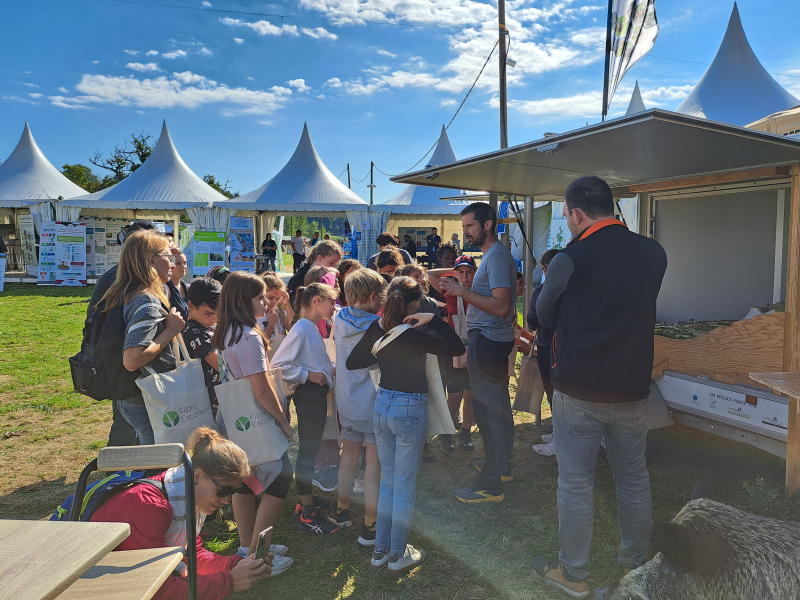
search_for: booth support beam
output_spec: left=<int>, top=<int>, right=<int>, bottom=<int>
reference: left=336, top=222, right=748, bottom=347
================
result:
left=783, top=163, right=800, bottom=493
left=775, top=190, right=786, bottom=303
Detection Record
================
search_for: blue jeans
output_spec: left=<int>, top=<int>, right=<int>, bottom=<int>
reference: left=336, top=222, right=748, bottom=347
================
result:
left=552, top=390, right=651, bottom=580
left=264, top=256, right=276, bottom=271
left=373, top=388, right=428, bottom=556
left=117, top=397, right=155, bottom=445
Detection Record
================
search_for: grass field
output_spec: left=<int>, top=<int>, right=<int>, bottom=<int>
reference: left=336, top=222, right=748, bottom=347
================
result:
left=0, top=283, right=795, bottom=599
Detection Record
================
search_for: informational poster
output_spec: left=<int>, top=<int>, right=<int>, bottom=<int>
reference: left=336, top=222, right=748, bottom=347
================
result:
left=37, top=221, right=87, bottom=285
left=103, top=220, right=123, bottom=267
left=83, top=218, right=96, bottom=276
left=179, top=223, right=195, bottom=284
left=93, top=219, right=107, bottom=276
left=547, top=219, right=571, bottom=250
left=228, top=217, right=255, bottom=269
left=192, top=231, right=226, bottom=277
left=18, top=214, right=38, bottom=277
left=0, top=253, right=6, bottom=292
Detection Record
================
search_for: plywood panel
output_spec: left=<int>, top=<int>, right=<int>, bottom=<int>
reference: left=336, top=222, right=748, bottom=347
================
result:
left=653, top=313, right=785, bottom=386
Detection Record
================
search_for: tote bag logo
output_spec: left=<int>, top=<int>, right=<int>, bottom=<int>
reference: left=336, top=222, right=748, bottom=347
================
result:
left=163, top=411, right=180, bottom=427
left=235, top=416, right=251, bottom=431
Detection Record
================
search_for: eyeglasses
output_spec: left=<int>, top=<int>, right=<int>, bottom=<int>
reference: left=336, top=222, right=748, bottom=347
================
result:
left=154, top=253, right=177, bottom=265
left=207, top=474, right=248, bottom=497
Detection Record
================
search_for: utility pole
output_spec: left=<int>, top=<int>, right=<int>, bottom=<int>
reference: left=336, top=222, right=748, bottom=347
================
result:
left=368, top=161, right=376, bottom=205
left=490, top=0, right=509, bottom=215
left=347, top=163, right=351, bottom=189
left=601, top=0, right=613, bottom=122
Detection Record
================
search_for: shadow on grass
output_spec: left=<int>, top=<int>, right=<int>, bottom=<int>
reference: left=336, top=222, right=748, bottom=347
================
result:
left=0, top=475, right=75, bottom=520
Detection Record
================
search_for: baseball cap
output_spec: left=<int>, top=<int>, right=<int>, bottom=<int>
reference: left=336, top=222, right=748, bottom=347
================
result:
left=454, top=255, right=476, bottom=269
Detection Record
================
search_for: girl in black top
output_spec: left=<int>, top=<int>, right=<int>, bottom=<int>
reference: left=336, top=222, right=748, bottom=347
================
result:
left=346, top=276, right=464, bottom=573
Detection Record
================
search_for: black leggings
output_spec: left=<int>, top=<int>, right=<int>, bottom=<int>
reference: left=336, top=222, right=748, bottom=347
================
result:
left=292, top=382, right=329, bottom=497
left=537, top=345, right=554, bottom=401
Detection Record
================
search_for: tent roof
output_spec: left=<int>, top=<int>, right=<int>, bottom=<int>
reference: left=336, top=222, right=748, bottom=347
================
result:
left=220, top=123, right=368, bottom=212
left=0, top=122, right=86, bottom=207
left=626, top=81, right=647, bottom=116
left=675, top=3, right=799, bottom=126
left=62, top=121, right=226, bottom=210
left=392, top=109, right=800, bottom=198
left=376, top=125, right=470, bottom=214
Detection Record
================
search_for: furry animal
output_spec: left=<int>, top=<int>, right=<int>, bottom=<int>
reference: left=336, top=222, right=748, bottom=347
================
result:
left=595, top=498, right=800, bottom=600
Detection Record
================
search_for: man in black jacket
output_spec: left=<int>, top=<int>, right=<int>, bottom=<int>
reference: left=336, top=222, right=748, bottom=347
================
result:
left=530, top=176, right=667, bottom=598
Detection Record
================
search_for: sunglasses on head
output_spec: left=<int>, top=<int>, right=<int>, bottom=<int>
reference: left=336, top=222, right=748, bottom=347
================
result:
left=207, top=474, right=248, bottom=497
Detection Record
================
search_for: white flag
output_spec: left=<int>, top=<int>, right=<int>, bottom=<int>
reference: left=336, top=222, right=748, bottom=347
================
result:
left=605, top=0, right=659, bottom=114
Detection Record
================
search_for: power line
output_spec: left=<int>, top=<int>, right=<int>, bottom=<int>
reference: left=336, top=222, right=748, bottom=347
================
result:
left=106, top=0, right=476, bottom=29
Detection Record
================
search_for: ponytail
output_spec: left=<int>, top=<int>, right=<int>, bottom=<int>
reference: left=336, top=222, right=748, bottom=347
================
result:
left=382, top=276, right=422, bottom=330
left=187, top=426, right=249, bottom=481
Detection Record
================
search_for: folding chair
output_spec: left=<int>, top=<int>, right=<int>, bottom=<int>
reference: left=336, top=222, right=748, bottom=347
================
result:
left=69, top=443, right=198, bottom=600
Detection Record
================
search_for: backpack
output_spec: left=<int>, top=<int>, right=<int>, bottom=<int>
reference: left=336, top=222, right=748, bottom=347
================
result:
left=69, top=301, right=142, bottom=401
left=51, top=470, right=166, bottom=522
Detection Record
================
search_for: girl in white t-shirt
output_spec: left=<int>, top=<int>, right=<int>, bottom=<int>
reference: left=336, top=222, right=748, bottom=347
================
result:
left=271, top=282, right=338, bottom=535
left=211, top=271, right=295, bottom=575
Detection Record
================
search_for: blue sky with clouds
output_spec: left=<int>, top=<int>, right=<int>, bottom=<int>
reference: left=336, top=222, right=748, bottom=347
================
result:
left=2, top=0, right=799, bottom=202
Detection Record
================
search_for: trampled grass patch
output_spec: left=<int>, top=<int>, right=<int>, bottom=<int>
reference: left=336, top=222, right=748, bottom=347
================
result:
left=0, top=283, right=791, bottom=599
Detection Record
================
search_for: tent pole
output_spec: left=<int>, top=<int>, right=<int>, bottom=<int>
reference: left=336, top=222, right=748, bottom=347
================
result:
left=784, top=163, right=800, bottom=494
left=523, top=196, right=535, bottom=322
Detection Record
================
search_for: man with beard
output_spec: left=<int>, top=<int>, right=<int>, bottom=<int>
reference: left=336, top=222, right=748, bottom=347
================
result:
left=440, top=203, right=517, bottom=503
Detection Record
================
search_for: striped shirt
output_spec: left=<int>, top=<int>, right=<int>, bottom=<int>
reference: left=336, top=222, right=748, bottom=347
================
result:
left=123, top=292, right=176, bottom=375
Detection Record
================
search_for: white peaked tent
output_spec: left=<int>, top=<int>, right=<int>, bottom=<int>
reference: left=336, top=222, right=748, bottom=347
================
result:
left=626, top=81, right=647, bottom=116
left=676, top=3, right=799, bottom=126
left=375, top=126, right=468, bottom=215
left=0, top=122, right=86, bottom=229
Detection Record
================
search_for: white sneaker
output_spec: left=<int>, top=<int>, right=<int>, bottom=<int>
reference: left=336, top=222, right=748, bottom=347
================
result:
left=268, top=554, right=294, bottom=576
left=387, top=544, right=426, bottom=575
left=270, top=544, right=288, bottom=557
left=371, top=549, right=390, bottom=570
left=353, top=478, right=364, bottom=494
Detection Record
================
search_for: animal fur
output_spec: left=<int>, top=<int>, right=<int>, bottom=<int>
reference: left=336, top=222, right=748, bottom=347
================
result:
left=598, top=498, right=800, bottom=600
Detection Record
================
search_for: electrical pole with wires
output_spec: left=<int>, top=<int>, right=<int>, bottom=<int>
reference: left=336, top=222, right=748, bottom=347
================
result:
left=347, top=163, right=351, bottom=189
left=368, top=161, right=376, bottom=205
left=491, top=0, right=509, bottom=215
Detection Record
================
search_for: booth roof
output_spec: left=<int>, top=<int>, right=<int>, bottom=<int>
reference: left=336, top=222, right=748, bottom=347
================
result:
left=391, top=109, right=800, bottom=198
left=219, top=122, right=368, bottom=213
left=675, top=3, right=799, bottom=127
left=375, top=125, right=470, bottom=214
left=61, top=121, right=227, bottom=210
left=0, top=122, right=86, bottom=207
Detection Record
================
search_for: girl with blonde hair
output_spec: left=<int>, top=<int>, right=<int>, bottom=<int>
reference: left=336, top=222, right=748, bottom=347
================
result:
left=103, top=229, right=185, bottom=445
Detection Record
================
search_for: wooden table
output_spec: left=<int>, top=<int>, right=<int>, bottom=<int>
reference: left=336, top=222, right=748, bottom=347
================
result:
left=749, top=372, right=800, bottom=407
left=57, top=547, right=183, bottom=600
left=0, top=520, right=130, bottom=600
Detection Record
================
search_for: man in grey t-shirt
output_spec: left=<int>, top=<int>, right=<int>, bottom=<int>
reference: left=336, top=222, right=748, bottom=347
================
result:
left=441, top=202, right=517, bottom=503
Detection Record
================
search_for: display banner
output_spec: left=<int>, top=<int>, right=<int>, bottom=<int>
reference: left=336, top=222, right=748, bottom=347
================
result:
left=0, top=253, right=6, bottom=292
left=38, top=221, right=87, bottom=285
left=179, top=223, right=195, bottom=284
left=228, top=217, right=256, bottom=269
left=18, top=214, right=38, bottom=277
left=192, top=231, right=226, bottom=277
left=548, top=219, right=571, bottom=250
left=83, top=218, right=96, bottom=276
left=103, top=220, right=123, bottom=268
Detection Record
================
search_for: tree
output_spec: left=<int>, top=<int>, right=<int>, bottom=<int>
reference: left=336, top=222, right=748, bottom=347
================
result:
left=203, top=175, right=239, bottom=199
left=61, top=163, right=115, bottom=193
left=90, top=132, right=153, bottom=183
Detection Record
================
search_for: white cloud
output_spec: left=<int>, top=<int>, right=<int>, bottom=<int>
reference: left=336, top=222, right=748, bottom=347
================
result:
left=199, top=47, right=213, bottom=56
left=126, top=62, right=163, bottom=72
left=325, top=77, right=343, bottom=88
left=301, top=27, right=337, bottom=40
left=202, top=0, right=212, bottom=6
left=375, top=48, right=396, bottom=58
left=49, top=71, right=294, bottom=116
left=234, top=38, right=244, bottom=44
left=162, top=49, right=188, bottom=59
left=21, top=82, right=39, bottom=88
left=123, top=49, right=139, bottom=55
left=28, top=93, right=43, bottom=98
left=287, top=78, right=310, bottom=92
left=221, top=17, right=298, bottom=37
left=92, top=60, right=99, bottom=64
left=334, top=70, right=441, bottom=96
left=297, top=0, right=494, bottom=26
left=246, top=76, right=255, bottom=81
left=640, top=85, right=693, bottom=105
left=317, top=94, right=326, bottom=99
left=57, top=87, right=69, bottom=93
left=145, top=50, right=159, bottom=56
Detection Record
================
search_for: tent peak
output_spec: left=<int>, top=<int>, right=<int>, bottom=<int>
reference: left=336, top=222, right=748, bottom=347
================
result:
left=625, top=81, right=647, bottom=115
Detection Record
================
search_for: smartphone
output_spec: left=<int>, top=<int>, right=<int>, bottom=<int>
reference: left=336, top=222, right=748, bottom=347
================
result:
left=254, top=526, right=273, bottom=561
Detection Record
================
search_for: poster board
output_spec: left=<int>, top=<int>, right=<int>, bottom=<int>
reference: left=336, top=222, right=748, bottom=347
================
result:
left=548, top=219, right=571, bottom=250
left=228, top=217, right=255, bottom=269
left=103, top=220, right=123, bottom=268
left=37, top=221, right=87, bottom=286
left=179, top=223, right=195, bottom=284
left=192, top=231, right=226, bottom=277
left=82, top=218, right=97, bottom=276
left=0, top=253, right=6, bottom=292
left=18, top=214, right=37, bottom=277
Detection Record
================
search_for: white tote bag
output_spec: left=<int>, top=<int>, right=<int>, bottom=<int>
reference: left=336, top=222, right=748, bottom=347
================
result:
left=452, top=297, right=468, bottom=369
left=138, top=336, right=217, bottom=445
left=215, top=354, right=290, bottom=466
left=371, top=324, right=456, bottom=437
left=511, top=352, right=545, bottom=420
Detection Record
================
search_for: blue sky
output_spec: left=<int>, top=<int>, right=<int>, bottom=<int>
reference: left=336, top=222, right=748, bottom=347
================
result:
left=2, top=0, right=799, bottom=202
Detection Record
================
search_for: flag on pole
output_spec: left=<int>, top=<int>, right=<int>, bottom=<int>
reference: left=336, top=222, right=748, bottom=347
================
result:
left=602, top=0, right=659, bottom=117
